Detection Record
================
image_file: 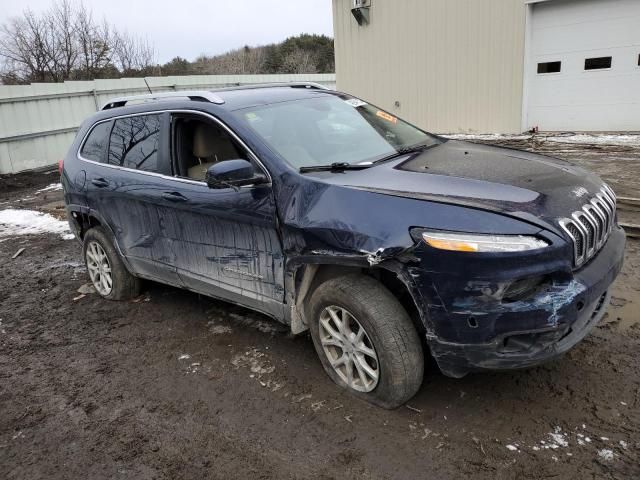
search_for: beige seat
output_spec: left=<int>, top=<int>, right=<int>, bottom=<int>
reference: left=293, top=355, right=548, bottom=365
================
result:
left=187, top=123, right=241, bottom=180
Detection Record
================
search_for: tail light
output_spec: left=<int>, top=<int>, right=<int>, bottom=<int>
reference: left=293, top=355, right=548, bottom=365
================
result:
left=58, top=159, right=63, bottom=175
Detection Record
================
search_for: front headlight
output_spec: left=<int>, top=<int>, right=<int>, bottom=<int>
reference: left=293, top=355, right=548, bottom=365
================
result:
left=421, top=231, right=549, bottom=253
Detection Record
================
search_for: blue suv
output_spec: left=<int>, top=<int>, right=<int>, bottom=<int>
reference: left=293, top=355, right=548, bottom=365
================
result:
left=62, top=83, right=625, bottom=408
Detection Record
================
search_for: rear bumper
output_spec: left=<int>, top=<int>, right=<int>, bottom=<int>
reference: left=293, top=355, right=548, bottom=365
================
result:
left=424, top=227, right=625, bottom=378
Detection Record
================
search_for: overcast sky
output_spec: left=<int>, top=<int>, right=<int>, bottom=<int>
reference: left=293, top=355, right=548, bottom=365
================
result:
left=0, top=0, right=334, bottom=63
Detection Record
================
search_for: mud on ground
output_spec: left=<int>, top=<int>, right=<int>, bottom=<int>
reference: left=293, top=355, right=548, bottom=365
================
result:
left=0, top=140, right=639, bottom=479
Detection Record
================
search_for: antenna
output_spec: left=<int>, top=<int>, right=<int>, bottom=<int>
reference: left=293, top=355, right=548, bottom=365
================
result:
left=143, top=77, right=153, bottom=94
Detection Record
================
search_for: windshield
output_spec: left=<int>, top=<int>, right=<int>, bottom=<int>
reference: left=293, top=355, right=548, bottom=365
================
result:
left=233, top=95, right=439, bottom=168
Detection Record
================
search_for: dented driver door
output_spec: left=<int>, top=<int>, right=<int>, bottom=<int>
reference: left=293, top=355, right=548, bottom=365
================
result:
left=157, top=176, right=285, bottom=319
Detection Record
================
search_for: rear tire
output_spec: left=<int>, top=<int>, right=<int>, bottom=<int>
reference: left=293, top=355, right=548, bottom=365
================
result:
left=83, top=227, right=140, bottom=301
left=308, top=274, right=424, bottom=409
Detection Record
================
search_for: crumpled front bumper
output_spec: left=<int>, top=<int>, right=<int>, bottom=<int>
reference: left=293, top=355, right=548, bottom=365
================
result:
left=423, top=226, right=625, bottom=378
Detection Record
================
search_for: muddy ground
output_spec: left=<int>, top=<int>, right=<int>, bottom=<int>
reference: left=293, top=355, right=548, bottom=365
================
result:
left=1, top=139, right=639, bottom=479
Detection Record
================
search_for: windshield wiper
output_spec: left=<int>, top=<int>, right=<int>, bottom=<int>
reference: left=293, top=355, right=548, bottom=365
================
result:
left=373, top=142, right=432, bottom=164
left=299, top=162, right=372, bottom=173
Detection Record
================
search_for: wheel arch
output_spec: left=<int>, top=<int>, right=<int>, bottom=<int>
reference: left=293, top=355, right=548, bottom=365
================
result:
left=75, top=210, right=134, bottom=274
left=286, top=260, right=427, bottom=337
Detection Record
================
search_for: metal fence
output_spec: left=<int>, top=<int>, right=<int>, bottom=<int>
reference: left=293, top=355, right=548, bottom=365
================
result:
left=0, top=73, right=336, bottom=174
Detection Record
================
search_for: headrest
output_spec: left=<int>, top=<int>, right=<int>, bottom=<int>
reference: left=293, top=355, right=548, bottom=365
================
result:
left=192, top=124, right=219, bottom=158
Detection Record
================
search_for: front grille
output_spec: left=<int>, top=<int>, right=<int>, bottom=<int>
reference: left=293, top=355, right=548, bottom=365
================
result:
left=558, top=185, right=617, bottom=268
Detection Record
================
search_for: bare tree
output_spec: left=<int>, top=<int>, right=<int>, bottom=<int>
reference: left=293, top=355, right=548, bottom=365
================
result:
left=282, top=49, right=318, bottom=74
left=45, top=0, right=77, bottom=80
left=74, top=5, right=114, bottom=79
left=0, top=10, right=50, bottom=82
left=112, top=30, right=155, bottom=75
left=0, top=0, right=156, bottom=83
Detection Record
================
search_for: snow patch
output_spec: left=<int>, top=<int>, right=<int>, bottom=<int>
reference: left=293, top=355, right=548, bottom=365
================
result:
left=506, top=444, right=518, bottom=451
left=597, top=449, right=614, bottom=461
left=207, top=320, right=233, bottom=335
left=442, top=132, right=640, bottom=146
left=0, top=209, right=73, bottom=239
left=443, top=133, right=531, bottom=141
left=549, top=432, right=569, bottom=448
left=36, top=183, right=63, bottom=193
left=546, top=133, right=640, bottom=146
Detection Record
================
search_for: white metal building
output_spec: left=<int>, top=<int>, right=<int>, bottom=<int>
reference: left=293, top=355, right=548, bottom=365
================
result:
left=332, top=0, right=640, bottom=133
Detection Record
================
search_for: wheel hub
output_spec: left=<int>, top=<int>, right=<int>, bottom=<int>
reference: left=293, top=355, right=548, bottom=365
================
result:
left=86, top=241, right=113, bottom=296
left=318, top=305, right=379, bottom=392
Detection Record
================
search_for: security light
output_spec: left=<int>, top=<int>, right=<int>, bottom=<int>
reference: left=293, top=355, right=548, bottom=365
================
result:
left=351, top=0, right=370, bottom=25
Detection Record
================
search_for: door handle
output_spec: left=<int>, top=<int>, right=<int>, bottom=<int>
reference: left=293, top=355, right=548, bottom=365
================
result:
left=162, top=192, right=188, bottom=202
left=91, top=178, right=109, bottom=188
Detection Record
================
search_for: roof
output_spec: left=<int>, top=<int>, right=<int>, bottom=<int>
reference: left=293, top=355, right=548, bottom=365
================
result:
left=100, top=82, right=337, bottom=113
left=216, top=85, right=337, bottom=111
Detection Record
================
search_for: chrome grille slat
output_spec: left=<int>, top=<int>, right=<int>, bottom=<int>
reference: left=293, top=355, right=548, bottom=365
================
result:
left=596, top=193, right=614, bottom=232
left=582, top=206, right=602, bottom=248
left=558, top=185, right=617, bottom=268
left=590, top=197, right=610, bottom=235
left=586, top=202, right=606, bottom=247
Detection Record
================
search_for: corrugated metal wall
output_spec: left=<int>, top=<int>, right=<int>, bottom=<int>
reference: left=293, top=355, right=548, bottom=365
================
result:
left=0, top=74, right=336, bottom=174
left=332, top=0, right=528, bottom=134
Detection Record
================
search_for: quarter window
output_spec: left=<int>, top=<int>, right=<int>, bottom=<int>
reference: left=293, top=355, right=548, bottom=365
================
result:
left=80, top=121, right=111, bottom=162
left=537, top=61, right=561, bottom=74
left=584, top=56, right=612, bottom=70
left=108, top=115, right=161, bottom=172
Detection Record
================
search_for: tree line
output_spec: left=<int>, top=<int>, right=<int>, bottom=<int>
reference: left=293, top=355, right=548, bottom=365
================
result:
left=0, top=1, right=334, bottom=85
left=168, top=34, right=335, bottom=76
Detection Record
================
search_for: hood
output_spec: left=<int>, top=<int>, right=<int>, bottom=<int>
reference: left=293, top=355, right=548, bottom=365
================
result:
left=311, top=140, right=606, bottom=234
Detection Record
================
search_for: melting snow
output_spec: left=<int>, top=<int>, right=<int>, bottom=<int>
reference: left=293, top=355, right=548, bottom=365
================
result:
left=598, top=449, right=614, bottom=461
left=36, top=183, right=63, bottom=193
left=443, top=133, right=531, bottom=141
left=545, top=134, right=640, bottom=146
left=206, top=319, right=233, bottom=335
left=442, top=132, right=640, bottom=146
left=549, top=432, right=569, bottom=448
left=0, top=209, right=73, bottom=239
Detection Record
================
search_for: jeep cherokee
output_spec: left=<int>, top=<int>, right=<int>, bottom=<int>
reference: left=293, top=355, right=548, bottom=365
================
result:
left=62, top=83, right=625, bottom=408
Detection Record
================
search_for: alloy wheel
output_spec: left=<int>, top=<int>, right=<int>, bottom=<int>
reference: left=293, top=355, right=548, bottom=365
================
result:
left=318, top=305, right=379, bottom=392
left=86, top=241, right=113, bottom=296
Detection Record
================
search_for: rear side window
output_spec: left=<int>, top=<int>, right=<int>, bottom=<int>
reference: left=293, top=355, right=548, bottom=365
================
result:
left=108, top=115, right=161, bottom=172
left=80, top=121, right=111, bottom=162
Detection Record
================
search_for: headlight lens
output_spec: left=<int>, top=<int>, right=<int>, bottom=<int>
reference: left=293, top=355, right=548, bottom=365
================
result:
left=421, top=231, right=548, bottom=253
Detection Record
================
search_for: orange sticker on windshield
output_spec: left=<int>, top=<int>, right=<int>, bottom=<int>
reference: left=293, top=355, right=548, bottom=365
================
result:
left=376, top=110, right=397, bottom=124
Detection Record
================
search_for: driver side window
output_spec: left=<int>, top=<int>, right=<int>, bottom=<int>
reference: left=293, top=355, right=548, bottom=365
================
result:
left=171, top=115, right=248, bottom=181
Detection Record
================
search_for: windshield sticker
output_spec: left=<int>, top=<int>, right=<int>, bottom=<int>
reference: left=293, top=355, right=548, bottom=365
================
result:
left=376, top=110, right=397, bottom=124
left=344, top=98, right=368, bottom=108
left=245, top=112, right=259, bottom=122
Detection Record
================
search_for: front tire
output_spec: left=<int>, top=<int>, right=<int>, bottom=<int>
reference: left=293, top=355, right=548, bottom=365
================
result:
left=308, top=274, right=424, bottom=409
left=83, top=227, right=140, bottom=301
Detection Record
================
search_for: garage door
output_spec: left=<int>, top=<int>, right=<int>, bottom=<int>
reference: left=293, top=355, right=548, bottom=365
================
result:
left=526, top=0, right=640, bottom=131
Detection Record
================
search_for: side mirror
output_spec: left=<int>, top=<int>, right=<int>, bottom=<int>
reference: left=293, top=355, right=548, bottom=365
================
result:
left=205, top=159, right=267, bottom=189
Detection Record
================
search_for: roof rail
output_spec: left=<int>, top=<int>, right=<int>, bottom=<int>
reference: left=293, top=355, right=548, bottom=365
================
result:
left=211, top=81, right=330, bottom=92
left=101, top=90, right=225, bottom=110
left=100, top=82, right=331, bottom=110
left=281, top=81, right=330, bottom=90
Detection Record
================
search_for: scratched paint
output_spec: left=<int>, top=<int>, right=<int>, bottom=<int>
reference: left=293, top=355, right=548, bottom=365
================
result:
left=452, top=280, right=587, bottom=327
